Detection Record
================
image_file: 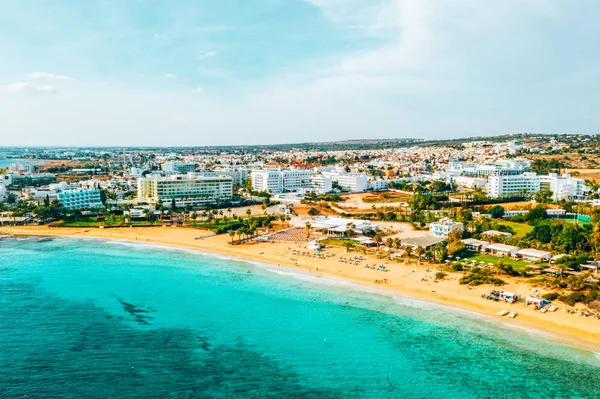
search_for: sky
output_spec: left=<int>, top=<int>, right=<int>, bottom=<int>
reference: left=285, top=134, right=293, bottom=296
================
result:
left=1, top=0, right=599, bottom=146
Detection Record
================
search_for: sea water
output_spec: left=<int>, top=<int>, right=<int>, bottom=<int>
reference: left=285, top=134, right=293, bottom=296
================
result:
left=1, top=237, right=599, bottom=398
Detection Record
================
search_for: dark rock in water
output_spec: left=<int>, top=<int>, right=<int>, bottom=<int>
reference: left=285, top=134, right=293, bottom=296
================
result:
left=117, top=298, right=155, bottom=325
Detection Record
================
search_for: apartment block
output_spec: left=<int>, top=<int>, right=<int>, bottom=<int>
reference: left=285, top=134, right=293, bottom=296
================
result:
left=57, top=189, right=103, bottom=210
left=138, top=175, right=233, bottom=207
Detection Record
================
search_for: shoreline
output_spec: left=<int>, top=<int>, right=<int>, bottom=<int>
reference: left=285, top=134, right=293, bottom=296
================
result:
left=3, top=225, right=600, bottom=353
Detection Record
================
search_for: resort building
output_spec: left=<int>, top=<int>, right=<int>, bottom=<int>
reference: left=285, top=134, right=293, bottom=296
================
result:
left=311, top=216, right=378, bottom=235
left=402, top=236, right=445, bottom=250
left=538, top=173, right=589, bottom=201
left=251, top=169, right=316, bottom=193
left=487, top=172, right=588, bottom=200
left=323, top=172, right=369, bottom=192
left=462, top=238, right=490, bottom=252
left=516, top=248, right=551, bottom=262
left=484, top=243, right=518, bottom=257
left=446, top=160, right=530, bottom=177
left=482, top=230, right=513, bottom=239
left=5, top=173, right=56, bottom=189
left=57, top=188, right=103, bottom=210
left=161, top=162, right=197, bottom=175
left=309, top=175, right=333, bottom=194
left=195, top=169, right=248, bottom=185
left=487, top=172, right=540, bottom=198
left=429, top=218, right=464, bottom=238
left=137, top=175, right=233, bottom=207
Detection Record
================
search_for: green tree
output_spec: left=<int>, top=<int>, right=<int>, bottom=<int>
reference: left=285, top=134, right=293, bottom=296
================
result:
left=488, top=205, right=505, bottom=219
left=415, top=246, right=424, bottom=266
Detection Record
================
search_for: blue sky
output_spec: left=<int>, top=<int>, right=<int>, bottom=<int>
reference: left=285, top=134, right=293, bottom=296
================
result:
left=1, top=0, right=599, bottom=146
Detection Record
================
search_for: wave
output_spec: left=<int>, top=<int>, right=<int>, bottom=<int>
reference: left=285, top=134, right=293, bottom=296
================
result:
left=265, top=268, right=361, bottom=288
left=502, top=323, right=558, bottom=340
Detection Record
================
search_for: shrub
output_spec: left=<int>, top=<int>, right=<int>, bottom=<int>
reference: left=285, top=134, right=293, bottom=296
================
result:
left=459, top=267, right=505, bottom=286
left=542, top=292, right=560, bottom=301
left=452, top=264, right=463, bottom=272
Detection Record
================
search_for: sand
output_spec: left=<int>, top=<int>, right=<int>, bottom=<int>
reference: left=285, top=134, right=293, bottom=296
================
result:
left=3, top=225, right=599, bottom=351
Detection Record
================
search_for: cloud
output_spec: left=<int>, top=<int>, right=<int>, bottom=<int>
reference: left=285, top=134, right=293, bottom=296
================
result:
left=164, top=73, right=177, bottom=79
left=191, top=87, right=204, bottom=93
left=27, top=72, right=75, bottom=81
left=153, top=33, right=166, bottom=39
left=2, top=82, right=57, bottom=94
left=198, top=51, right=217, bottom=60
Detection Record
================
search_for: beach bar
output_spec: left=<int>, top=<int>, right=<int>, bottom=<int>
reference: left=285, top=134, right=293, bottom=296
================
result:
left=516, top=248, right=551, bottom=262
left=484, top=243, right=518, bottom=257
left=498, top=291, right=521, bottom=303
left=462, top=238, right=490, bottom=252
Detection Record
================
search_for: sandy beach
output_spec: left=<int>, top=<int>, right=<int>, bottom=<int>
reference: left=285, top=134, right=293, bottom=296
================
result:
left=3, top=225, right=600, bottom=351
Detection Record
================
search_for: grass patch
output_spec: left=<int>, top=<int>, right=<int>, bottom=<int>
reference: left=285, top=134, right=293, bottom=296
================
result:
left=59, top=216, right=160, bottom=228
left=498, top=221, right=534, bottom=236
left=561, top=218, right=592, bottom=226
left=361, top=191, right=411, bottom=203
left=459, top=251, right=531, bottom=272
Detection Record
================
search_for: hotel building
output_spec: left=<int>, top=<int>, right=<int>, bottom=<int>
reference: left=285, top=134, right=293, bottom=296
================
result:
left=137, top=175, right=233, bottom=207
left=487, top=172, right=588, bottom=200
left=57, top=189, right=103, bottom=210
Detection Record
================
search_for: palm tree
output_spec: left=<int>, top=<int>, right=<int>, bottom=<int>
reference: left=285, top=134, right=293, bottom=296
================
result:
left=345, top=222, right=356, bottom=238
left=404, top=246, right=413, bottom=264
left=305, top=221, right=312, bottom=239
left=385, top=237, right=393, bottom=259
left=143, top=208, right=152, bottom=225
left=393, top=237, right=401, bottom=259
left=246, top=208, right=252, bottom=218
left=228, top=230, right=236, bottom=244
left=415, top=246, right=424, bottom=266
left=236, top=228, right=243, bottom=243
left=374, top=233, right=383, bottom=256
left=191, top=211, right=198, bottom=227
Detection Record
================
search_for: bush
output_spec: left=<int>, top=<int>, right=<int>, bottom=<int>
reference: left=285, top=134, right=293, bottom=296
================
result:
left=435, top=271, right=447, bottom=280
left=559, top=292, right=587, bottom=307
left=542, top=292, right=560, bottom=301
left=452, top=264, right=463, bottom=272
left=459, top=267, right=505, bottom=286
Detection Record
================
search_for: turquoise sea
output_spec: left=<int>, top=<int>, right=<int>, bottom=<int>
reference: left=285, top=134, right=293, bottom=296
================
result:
left=1, top=237, right=599, bottom=398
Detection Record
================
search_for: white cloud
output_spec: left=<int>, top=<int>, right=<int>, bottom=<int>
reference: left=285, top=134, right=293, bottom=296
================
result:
left=164, top=73, right=177, bottom=79
left=27, top=72, right=75, bottom=81
left=153, top=33, right=166, bottom=39
left=198, top=51, right=217, bottom=60
left=2, top=82, right=57, bottom=94
left=191, top=87, right=204, bottom=93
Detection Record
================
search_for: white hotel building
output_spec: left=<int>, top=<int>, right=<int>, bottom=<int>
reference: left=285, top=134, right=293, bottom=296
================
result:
left=321, top=172, right=369, bottom=192
left=487, top=172, right=589, bottom=200
left=138, top=174, right=233, bottom=207
left=252, top=168, right=372, bottom=194
left=251, top=169, right=317, bottom=193
left=57, top=189, right=103, bottom=210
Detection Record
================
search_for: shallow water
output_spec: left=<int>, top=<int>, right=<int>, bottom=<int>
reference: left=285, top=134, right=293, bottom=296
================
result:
left=1, top=237, right=599, bottom=398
